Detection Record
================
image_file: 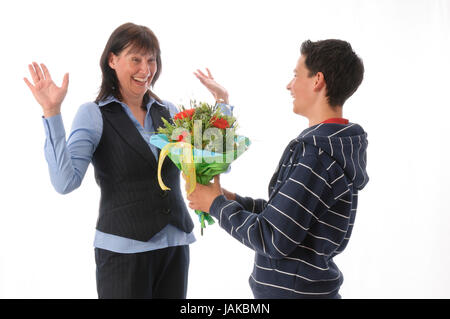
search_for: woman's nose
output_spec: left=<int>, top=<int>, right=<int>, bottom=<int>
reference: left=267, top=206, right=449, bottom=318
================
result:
left=140, top=61, right=151, bottom=75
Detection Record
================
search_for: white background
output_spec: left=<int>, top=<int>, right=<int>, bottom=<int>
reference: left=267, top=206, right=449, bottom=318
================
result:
left=0, top=0, right=449, bottom=298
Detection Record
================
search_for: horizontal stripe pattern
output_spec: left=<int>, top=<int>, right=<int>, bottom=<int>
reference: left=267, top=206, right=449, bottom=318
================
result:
left=210, top=122, right=368, bottom=298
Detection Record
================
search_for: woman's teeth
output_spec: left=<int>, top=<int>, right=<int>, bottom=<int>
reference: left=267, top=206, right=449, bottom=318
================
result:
left=133, top=76, right=148, bottom=83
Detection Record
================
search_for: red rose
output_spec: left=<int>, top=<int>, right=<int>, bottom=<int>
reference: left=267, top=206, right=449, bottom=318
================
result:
left=174, top=109, right=195, bottom=120
left=185, top=109, right=195, bottom=118
left=210, top=116, right=230, bottom=129
left=174, top=111, right=186, bottom=120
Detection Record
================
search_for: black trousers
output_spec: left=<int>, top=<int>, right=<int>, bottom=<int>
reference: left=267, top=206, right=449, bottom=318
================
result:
left=95, top=245, right=189, bottom=299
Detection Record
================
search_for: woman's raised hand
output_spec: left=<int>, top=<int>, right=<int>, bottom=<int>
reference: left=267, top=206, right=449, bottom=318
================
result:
left=24, top=62, right=69, bottom=118
left=193, top=68, right=229, bottom=104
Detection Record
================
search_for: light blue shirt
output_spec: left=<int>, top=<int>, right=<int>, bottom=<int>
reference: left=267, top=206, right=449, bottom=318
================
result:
left=42, top=95, right=233, bottom=254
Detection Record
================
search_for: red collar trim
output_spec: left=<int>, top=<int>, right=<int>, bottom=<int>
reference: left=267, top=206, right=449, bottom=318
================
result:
left=321, top=118, right=349, bottom=124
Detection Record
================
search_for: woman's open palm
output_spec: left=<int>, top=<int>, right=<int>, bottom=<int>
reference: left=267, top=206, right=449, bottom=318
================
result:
left=193, top=68, right=228, bottom=104
left=24, top=62, right=69, bottom=116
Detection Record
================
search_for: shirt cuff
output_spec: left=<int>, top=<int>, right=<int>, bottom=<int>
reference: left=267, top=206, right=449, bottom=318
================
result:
left=216, top=103, right=234, bottom=116
left=209, top=194, right=229, bottom=219
left=42, top=114, right=66, bottom=140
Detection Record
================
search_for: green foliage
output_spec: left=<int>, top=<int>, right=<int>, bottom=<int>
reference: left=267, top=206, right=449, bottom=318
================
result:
left=157, top=100, right=238, bottom=152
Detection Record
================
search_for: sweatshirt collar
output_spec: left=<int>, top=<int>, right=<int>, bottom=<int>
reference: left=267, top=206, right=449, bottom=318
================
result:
left=321, top=118, right=349, bottom=124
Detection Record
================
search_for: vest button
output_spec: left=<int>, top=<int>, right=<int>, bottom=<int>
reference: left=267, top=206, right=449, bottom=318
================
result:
left=161, top=208, right=171, bottom=215
left=160, top=190, right=168, bottom=198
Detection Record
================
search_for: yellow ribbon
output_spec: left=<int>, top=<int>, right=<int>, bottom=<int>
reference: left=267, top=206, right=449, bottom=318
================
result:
left=157, top=142, right=197, bottom=195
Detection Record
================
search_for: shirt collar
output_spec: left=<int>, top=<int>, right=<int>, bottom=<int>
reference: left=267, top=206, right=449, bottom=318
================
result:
left=97, top=95, right=165, bottom=110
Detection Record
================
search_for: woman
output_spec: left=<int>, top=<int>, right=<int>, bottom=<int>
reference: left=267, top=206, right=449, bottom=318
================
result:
left=24, top=22, right=229, bottom=299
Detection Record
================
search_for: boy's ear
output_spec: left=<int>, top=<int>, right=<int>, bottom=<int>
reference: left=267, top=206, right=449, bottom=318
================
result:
left=314, top=72, right=326, bottom=91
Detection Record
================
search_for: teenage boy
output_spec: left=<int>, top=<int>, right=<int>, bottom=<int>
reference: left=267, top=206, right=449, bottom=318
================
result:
left=187, top=39, right=368, bottom=299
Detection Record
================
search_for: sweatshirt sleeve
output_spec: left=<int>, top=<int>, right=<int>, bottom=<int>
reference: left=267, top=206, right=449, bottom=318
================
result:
left=234, top=193, right=267, bottom=214
left=209, top=155, right=336, bottom=259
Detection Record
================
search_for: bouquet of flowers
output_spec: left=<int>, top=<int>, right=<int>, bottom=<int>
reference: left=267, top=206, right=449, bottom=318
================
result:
left=150, top=100, right=250, bottom=235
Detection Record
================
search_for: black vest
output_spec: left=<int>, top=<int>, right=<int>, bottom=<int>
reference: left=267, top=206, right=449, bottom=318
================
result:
left=91, top=101, right=194, bottom=242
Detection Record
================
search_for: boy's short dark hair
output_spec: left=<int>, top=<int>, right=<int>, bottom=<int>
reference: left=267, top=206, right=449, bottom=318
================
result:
left=300, top=39, right=364, bottom=107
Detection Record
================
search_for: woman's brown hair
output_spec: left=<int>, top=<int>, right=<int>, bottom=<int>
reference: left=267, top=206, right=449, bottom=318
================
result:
left=96, top=22, right=162, bottom=108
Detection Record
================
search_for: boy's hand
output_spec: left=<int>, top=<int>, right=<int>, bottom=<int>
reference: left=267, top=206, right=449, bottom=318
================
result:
left=187, top=175, right=223, bottom=213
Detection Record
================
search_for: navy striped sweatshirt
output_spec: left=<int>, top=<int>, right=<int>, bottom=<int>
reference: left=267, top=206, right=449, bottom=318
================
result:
left=209, top=122, right=369, bottom=298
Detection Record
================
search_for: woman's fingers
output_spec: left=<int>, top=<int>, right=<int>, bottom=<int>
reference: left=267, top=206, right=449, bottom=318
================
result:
left=41, top=63, right=52, bottom=81
left=195, top=69, right=208, bottom=79
left=61, top=73, right=69, bottom=90
left=194, top=72, right=208, bottom=86
left=32, top=62, right=44, bottom=81
left=29, top=62, right=49, bottom=84
left=23, top=77, right=35, bottom=92
left=206, top=68, right=213, bottom=79
left=28, top=63, right=39, bottom=84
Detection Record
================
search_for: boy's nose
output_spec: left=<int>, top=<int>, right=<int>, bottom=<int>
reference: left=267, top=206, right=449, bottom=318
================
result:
left=286, top=79, right=293, bottom=90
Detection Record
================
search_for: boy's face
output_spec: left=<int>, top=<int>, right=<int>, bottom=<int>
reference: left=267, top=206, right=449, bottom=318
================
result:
left=286, top=55, right=317, bottom=116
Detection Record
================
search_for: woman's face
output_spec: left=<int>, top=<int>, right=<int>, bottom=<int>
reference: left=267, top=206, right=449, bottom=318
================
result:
left=108, top=45, right=157, bottom=101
